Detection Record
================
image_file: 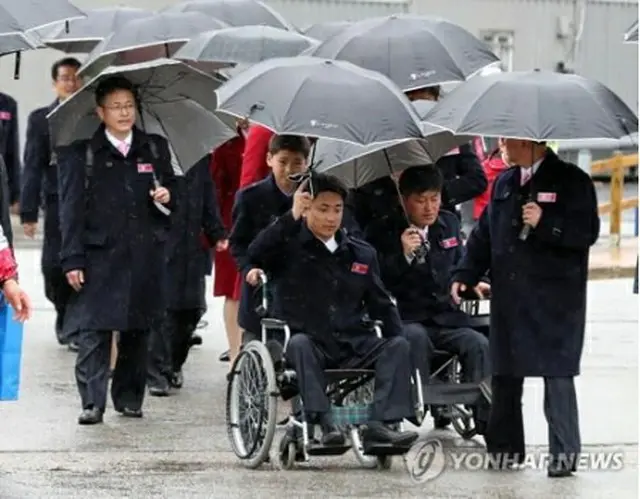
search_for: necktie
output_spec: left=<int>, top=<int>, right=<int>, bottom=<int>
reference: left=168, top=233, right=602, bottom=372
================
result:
left=521, top=168, right=532, bottom=186
left=118, top=141, right=129, bottom=157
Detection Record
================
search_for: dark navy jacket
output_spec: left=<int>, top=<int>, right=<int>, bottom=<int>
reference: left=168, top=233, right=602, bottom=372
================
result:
left=452, top=150, right=599, bottom=377
left=0, top=92, right=20, bottom=204
left=58, top=125, right=177, bottom=333
left=164, top=156, right=225, bottom=311
left=20, top=100, right=60, bottom=269
left=246, top=211, right=402, bottom=358
left=366, top=209, right=472, bottom=327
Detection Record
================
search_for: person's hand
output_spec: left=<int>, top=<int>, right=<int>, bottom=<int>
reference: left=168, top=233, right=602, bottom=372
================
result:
left=450, top=281, right=468, bottom=305
left=401, top=227, right=423, bottom=257
left=474, top=281, right=491, bottom=299
left=522, top=202, right=542, bottom=228
left=215, top=239, right=229, bottom=252
left=245, top=268, right=265, bottom=286
left=2, top=279, right=32, bottom=322
left=22, top=222, right=37, bottom=239
left=150, top=186, right=170, bottom=204
left=66, top=269, right=85, bottom=291
left=292, top=178, right=312, bottom=220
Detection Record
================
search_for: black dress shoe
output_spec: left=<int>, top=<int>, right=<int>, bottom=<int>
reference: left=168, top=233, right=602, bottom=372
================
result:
left=320, top=423, right=345, bottom=446
left=78, top=408, right=103, bottom=425
left=361, top=421, right=419, bottom=447
left=219, top=350, right=230, bottom=362
left=170, top=371, right=183, bottom=389
left=117, top=407, right=143, bottom=418
left=149, top=386, right=169, bottom=397
left=189, top=334, right=203, bottom=347
left=548, top=468, right=574, bottom=478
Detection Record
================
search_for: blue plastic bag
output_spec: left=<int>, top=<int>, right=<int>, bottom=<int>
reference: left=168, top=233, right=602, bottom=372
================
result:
left=0, top=294, right=23, bottom=401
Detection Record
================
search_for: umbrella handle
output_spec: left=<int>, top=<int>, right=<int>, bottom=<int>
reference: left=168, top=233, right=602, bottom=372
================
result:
left=13, top=52, right=20, bottom=80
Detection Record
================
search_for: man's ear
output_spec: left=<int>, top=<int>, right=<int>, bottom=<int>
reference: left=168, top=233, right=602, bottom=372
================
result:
left=95, top=106, right=104, bottom=122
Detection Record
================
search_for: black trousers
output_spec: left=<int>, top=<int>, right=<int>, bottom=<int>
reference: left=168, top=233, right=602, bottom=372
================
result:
left=486, top=376, right=581, bottom=470
left=42, top=266, right=73, bottom=344
left=76, top=329, right=148, bottom=412
left=285, top=333, right=415, bottom=423
left=147, top=308, right=203, bottom=388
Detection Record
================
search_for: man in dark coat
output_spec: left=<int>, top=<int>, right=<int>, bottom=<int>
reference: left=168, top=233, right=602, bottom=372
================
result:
left=0, top=91, right=20, bottom=209
left=245, top=173, right=419, bottom=448
left=20, top=57, right=82, bottom=347
left=451, top=140, right=600, bottom=477
left=58, top=76, right=176, bottom=425
left=366, top=165, right=491, bottom=432
left=147, top=155, right=226, bottom=395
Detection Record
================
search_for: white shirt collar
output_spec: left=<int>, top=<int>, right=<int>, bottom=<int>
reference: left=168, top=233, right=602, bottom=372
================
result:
left=105, top=129, right=133, bottom=152
left=323, top=236, right=338, bottom=253
left=521, top=156, right=544, bottom=177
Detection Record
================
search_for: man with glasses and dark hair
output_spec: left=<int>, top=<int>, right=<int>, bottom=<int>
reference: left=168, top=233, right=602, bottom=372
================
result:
left=58, top=75, right=176, bottom=425
left=20, top=57, right=83, bottom=349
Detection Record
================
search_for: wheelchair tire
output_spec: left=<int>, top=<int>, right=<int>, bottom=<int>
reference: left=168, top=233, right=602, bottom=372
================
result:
left=278, top=435, right=297, bottom=470
left=226, top=340, right=279, bottom=469
left=450, top=405, right=477, bottom=441
left=350, top=427, right=378, bottom=469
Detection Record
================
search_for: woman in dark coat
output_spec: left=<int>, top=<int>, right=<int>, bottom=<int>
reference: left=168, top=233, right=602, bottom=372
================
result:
left=210, top=125, right=246, bottom=367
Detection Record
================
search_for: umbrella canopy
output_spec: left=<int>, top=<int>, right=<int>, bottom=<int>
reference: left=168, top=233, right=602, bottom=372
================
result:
left=215, top=56, right=423, bottom=145
left=0, top=31, right=41, bottom=56
left=422, top=70, right=638, bottom=140
left=300, top=21, right=352, bottom=41
left=0, top=0, right=85, bottom=33
left=173, top=25, right=318, bottom=71
left=47, top=58, right=237, bottom=171
left=624, top=20, right=638, bottom=43
left=307, top=14, right=499, bottom=92
left=312, top=129, right=472, bottom=189
left=163, top=0, right=294, bottom=31
left=38, top=7, right=154, bottom=53
left=77, top=12, right=228, bottom=78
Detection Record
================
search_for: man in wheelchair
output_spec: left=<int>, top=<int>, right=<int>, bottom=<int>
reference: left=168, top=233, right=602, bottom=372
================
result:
left=244, top=173, right=419, bottom=449
left=365, top=165, right=491, bottom=432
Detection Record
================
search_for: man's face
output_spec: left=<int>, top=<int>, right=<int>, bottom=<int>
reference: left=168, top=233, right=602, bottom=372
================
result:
left=500, top=138, right=531, bottom=166
left=266, top=149, right=307, bottom=189
left=404, top=189, right=441, bottom=227
left=96, top=89, right=137, bottom=134
left=53, top=65, right=82, bottom=100
left=305, top=191, right=343, bottom=240
left=405, top=87, right=439, bottom=102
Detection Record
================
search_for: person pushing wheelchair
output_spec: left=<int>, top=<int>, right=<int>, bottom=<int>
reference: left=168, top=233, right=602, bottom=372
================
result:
left=244, top=173, right=419, bottom=448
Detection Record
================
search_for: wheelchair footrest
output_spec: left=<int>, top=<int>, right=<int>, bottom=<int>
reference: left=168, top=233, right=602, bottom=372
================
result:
left=362, top=441, right=413, bottom=456
left=306, top=441, right=351, bottom=456
left=424, top=382, right=484, bottom=406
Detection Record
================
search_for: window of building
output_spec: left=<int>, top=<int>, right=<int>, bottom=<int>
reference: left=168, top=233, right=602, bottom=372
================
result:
left=480, top=30, right=515, bottom=72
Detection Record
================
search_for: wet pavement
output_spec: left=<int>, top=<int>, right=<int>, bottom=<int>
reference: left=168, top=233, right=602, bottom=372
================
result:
left=0, top=247, right=637, bottom=498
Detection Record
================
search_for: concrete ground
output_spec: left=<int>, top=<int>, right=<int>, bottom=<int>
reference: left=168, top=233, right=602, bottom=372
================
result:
left=0, top=243, right=636, bottom=498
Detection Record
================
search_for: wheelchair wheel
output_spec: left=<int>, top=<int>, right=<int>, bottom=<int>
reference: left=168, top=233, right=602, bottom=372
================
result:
left=278, top=434, right=297, bottom=470
left=226, top=340, right=278, bottom=469
left=450, top=404, right=477, bottom=440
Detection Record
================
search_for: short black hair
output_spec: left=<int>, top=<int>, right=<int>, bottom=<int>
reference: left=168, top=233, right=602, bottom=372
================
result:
left=95, top=76, right=137, bottom=107
left=398, top=165, right=443, bottom=197
left=268, top=134, right=311, bottom=158
left=304, top=173, right=347, bottom=201
left=51, top=57, right=81, bottom=81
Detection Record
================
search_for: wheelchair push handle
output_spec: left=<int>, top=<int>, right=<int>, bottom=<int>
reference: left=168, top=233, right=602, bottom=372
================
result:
left=254, top=271, right=269, bottom=317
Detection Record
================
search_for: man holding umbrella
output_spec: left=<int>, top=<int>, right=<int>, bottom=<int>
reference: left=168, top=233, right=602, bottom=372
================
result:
left=57, top=76, right=176, bottom=425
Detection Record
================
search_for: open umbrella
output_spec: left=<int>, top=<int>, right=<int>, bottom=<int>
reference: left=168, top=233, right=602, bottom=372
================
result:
left=300, top=21, right=352, bottom=41
left=624, top=20, right=638, bottom=43
left=307, top=14, right=499, bottom=92
left=163, top=0, right=295, bottom=31
left=421, top=70, right=638, bottom=140
left=77, top=12, right=228, bottom=78
left=47, top=58, right=236, bottom=171
left=215, top=56, right=423, bottom=145
left=37, top=7, right=154, bottom=53
left=173, top=25, right=318, bottom=72
left=0, top=32, right=41, bottom=56
left=0, top=0, right=85, bottom=33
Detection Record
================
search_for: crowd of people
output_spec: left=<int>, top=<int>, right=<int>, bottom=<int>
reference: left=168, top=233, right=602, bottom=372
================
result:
left=0, top=50, right=602, bottom=478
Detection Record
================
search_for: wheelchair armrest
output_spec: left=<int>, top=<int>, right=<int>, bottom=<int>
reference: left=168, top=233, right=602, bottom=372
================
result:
left=361, top=318, right=384, bottom=338
left=261, top=318, right=288, bottom=328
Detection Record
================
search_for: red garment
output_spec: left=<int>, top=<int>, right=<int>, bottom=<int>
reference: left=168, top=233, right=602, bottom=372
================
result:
left=0, top=226, right=17, bottom=284
left=239, top=124, right=274, bottom=188
left=210, top=135, right=245, bottom=298
left=473, top=149, right=509, bottom=220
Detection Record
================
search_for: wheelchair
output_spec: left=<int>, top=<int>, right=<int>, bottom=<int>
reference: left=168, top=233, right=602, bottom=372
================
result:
left=425, top=298, right=491, bottom=440
left=226, top=274, right=425, bottom=470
